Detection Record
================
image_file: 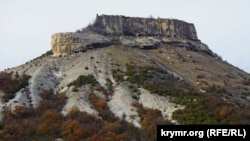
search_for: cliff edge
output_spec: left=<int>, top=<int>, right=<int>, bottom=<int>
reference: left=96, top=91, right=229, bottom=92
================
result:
left=51, top=14, right=212, bottom=56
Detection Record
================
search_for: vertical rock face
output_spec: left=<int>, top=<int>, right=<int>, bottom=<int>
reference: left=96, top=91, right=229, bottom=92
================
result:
left=87, top=15, right=198, bottom=41
left=51, top=14, right=205, bottom=56
left=51, top=32, right=112, bottom=56
left=51, top=33, right=84, bottom=56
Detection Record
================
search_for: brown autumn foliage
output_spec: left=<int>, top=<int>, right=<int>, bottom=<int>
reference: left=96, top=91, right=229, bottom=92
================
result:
left=92, top=122, right=128, bottom=141
left=204, top=94, right=250, bottom=124
left=0, top=72, right=16, bottom=93
left=141, top=109, right=171, bottom=140
left=132, top=102, right=172, bottom=140
left=89, top=120, right=140, bottom=141
left=0, top=72, right=31, bottom=102
left=61, top=119, right=91, bottom=141
left=12, top=106, right=29, bottom=119
left=89, top=94, right=108, bottom=111
left=0, top=89, right=169, bottom=141
left=36, top=90, right=67, bottom=114
left=39, top=110, right=63, bottom=122
left=1, top=121, right=25, bottom=141
left=0, top=90, right=67, bottom=140
left=89, top=94, right=117, bottom=122
left=93, top=84, right=103, bottom=91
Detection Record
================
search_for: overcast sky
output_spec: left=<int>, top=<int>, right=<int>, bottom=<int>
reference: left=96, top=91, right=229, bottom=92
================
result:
left=0, top=0, right=249, bottom=73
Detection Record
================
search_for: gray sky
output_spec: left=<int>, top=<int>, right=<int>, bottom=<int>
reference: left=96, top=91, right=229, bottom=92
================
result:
left=0, top=0, right=250, bottom=73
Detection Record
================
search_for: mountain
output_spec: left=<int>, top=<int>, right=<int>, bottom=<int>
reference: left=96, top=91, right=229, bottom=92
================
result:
left=0, top=14, right=249, bottom=140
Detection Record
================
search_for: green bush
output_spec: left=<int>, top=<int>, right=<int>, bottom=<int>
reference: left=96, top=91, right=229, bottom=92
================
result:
left=123, top=65, right=186, bottom=96
left=68, top=74, right=97, bottom=87
left=172, top=94, right=226, bottom=124
left=111, top=69, right=124, bottom=82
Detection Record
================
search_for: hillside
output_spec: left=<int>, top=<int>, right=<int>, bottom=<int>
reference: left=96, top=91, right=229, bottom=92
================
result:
left=0, top=15, right=250, bottom=141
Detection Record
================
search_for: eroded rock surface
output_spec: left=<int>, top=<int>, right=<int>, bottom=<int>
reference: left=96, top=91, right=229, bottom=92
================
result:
left=51, top=32, right=112, bottom=56
left=87, top=14, right=198, bottom=40
left=51, top=14, right=214, bottom=56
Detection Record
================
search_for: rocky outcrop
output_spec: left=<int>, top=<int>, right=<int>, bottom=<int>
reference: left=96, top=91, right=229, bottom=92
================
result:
left=51, top=32, right=112, bottom=56
left=51, top=14, right=213, bottom=56
left=86, top=14, right=198, bottom=41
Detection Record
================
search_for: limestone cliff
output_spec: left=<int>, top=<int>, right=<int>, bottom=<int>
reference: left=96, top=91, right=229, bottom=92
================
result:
left=51, top=32, right=112, bottom=56
left=87, top=14, right=198, bottom=40
left=51, top=14, right=212, bottom=56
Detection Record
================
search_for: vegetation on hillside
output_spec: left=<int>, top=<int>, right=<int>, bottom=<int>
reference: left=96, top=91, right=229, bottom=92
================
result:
left=112, top=64, right=250, bottom=124
left=112, top=64, right=187, bottom=96
left=172, top=93, right=226, bottom=124
left=0, top=90, right=170, bottom=141
left=67, top=74, right=97, bottom=87
left=0, top=72, right=31, bottom=102
left=1, top=53, right=250, bottom=140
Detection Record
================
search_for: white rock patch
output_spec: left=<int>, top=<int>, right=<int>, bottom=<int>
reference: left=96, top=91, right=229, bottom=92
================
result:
left=61, top=86, right=98, bottom=116
left=29, top=59, right=59, bottom=107
left=138, top=88, right=184, bottom=123
left=108, top=85, right=141, bottom=128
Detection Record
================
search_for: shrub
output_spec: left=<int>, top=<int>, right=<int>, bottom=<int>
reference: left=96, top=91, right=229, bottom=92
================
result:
left=1, top=121, right=25, bottom=140
left=242, top=78, right=250, bottom=85
left=111, top=69, right=124, bottom=82
left=93, top=85, right=102, bottom=91
left=89, top=94, right=108, bottom=111
left=68, top=74, right=97, bottom=87
left=0, top=122, right=4, bottom=130
left=132, top=103, right=171, bottom=140
left=72, top=87, right=78, bottom=92
left=122, top=65, right=187, bottom=96
left=207, top=84, right=227, bottom=94
left=36, top=111, right=62, bottom=136
left=172, top=101, right=224, bottom=124
left=40, top=90, right=54, bottom=100
left=0, top=72, right=31, bottom=102
left=196, top=74, right=205, bottom=79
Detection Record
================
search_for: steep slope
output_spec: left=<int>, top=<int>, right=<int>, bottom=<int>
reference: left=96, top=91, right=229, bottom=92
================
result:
left=1, top=46, right=185, bottom=124
left=1, top=45, right=249, bottom=122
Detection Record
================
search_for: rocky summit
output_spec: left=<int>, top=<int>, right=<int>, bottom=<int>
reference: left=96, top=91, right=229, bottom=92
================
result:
left=51, top=14, right=212, bottom=56
left=0, top=14, right=250, bottom=140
